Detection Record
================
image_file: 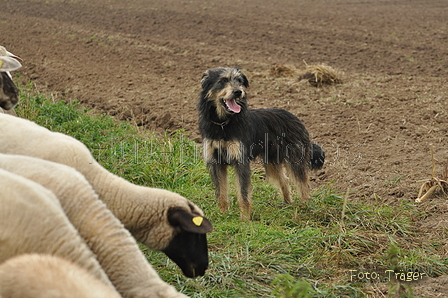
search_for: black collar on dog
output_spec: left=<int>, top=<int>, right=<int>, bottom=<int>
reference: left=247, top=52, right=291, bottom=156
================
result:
left=211, top=119, right=230, bottom=129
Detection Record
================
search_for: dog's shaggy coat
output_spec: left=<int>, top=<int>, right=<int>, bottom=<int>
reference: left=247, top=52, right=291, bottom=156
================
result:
left=198, top=67, right=324, bottom=219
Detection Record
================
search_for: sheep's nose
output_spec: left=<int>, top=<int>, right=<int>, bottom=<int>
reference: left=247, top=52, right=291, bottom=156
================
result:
left=233, top=89, right=242, bottom=97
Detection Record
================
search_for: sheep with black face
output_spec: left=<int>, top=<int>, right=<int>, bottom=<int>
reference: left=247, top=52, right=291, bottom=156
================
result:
left=0, top=46, right=22, bottom=112
left=0, top=113, right=213, bottom=278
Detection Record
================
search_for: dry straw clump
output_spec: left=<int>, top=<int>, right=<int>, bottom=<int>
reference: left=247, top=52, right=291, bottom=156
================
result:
left=298, top=62, right=343, bottom=87
left=268, top=64, right=297, bottom=78
left=415, top=146, right=448, bottom=203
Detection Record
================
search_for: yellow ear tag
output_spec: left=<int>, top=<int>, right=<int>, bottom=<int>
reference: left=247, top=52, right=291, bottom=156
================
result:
left=192, top=216, right=203, bottom=226
left=0, top=61, right=3, bottom=68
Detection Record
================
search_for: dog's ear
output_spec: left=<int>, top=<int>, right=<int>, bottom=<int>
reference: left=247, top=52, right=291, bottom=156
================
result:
left=201, top=70, right=211, bottom=90
left=240, top=71, right=249, bottom=88
left=233, top=66, right=249, bottom=88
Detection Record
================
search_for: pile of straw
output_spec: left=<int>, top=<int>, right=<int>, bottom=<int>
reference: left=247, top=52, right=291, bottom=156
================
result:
left=298, top=63, right=342, bottom=87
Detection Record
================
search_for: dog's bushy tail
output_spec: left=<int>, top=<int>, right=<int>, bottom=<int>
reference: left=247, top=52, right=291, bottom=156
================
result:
left=310, top=143, right=325, bottom=170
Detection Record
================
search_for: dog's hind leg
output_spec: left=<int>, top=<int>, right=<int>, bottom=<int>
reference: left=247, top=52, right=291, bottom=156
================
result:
left=208, top=163, right=229, bottom=212
left=264, top=163, right=293, bottom=204
left=285, top=163, right=310, bottom=203
left=234, top=163, right=252, bottom=220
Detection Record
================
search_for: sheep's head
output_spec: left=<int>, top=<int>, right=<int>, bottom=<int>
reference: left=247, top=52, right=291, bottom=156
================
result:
left=0, top=48, right=23, bottom=110
left=162, top=206, right=213, bottom=278
left=0, top=72, right=20, bottom=110
left=112, top=184, right=213, bottom=278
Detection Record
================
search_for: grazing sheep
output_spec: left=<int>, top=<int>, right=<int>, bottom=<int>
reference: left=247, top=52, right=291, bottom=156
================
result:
left=0, top=46, right=22, bottom=112
left=0, top=254, right=122, bottom=298
left=0, top=46, right=22, bottom=66
left=0, top=113, right=213, bottom=278
left=0, top=153, right=190, bottom=298
left=0, top=168, right=113, bottom=288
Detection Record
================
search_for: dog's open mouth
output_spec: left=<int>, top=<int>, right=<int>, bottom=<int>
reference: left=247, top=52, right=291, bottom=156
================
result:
left=222, top=98, right=241, bottom=113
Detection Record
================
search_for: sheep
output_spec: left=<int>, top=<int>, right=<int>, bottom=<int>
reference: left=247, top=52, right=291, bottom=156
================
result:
left=0, top=254, right=122, bottom=298
left=0, top=113, right=213, bottom=278
left=0, top=153, right=190, bottom=298
left=0, top=46, right=22, bottom=113
left=0, top=168, right=114, bottom=289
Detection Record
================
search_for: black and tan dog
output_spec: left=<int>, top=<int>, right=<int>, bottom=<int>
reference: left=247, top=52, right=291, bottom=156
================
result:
left=198, top=67, right=324, bottom=220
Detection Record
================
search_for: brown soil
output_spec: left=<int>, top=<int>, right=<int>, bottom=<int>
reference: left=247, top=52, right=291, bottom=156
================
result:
left=2, top=0, right=448, bottom=295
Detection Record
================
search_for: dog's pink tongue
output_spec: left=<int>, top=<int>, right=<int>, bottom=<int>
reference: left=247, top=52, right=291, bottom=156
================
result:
left=226, top=99, right=241, bottom=113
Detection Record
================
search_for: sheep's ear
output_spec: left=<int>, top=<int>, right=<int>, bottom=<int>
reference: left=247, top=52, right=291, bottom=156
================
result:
left=168, top=208, right=213, bottom=234
left=0, top=56, right=22, bottom=72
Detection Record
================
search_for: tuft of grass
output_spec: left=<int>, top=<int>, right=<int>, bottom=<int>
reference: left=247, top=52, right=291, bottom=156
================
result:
left=14, top=83, right=448, bottom=297
left=271, top=274, right=316, bottom=298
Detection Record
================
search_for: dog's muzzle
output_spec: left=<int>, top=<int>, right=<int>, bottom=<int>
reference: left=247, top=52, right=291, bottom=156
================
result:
left=222, top=89, right=242, bottom=114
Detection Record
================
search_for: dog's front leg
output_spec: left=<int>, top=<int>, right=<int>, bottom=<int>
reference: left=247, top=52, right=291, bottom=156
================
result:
left=233, top=163, right=252, bottom=220
left=207, top=163, right=229, bottom=212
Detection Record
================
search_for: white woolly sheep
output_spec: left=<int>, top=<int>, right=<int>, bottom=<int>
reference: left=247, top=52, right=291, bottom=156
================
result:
left=0, top=168, right=114, bottom=289
left=0, top=113, right=213, bottom=278
left=0, top=153, right=189, bottom=298
left=0, top=46, right=22, bottom=112
left=0, top=254, right=122, bottom=298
